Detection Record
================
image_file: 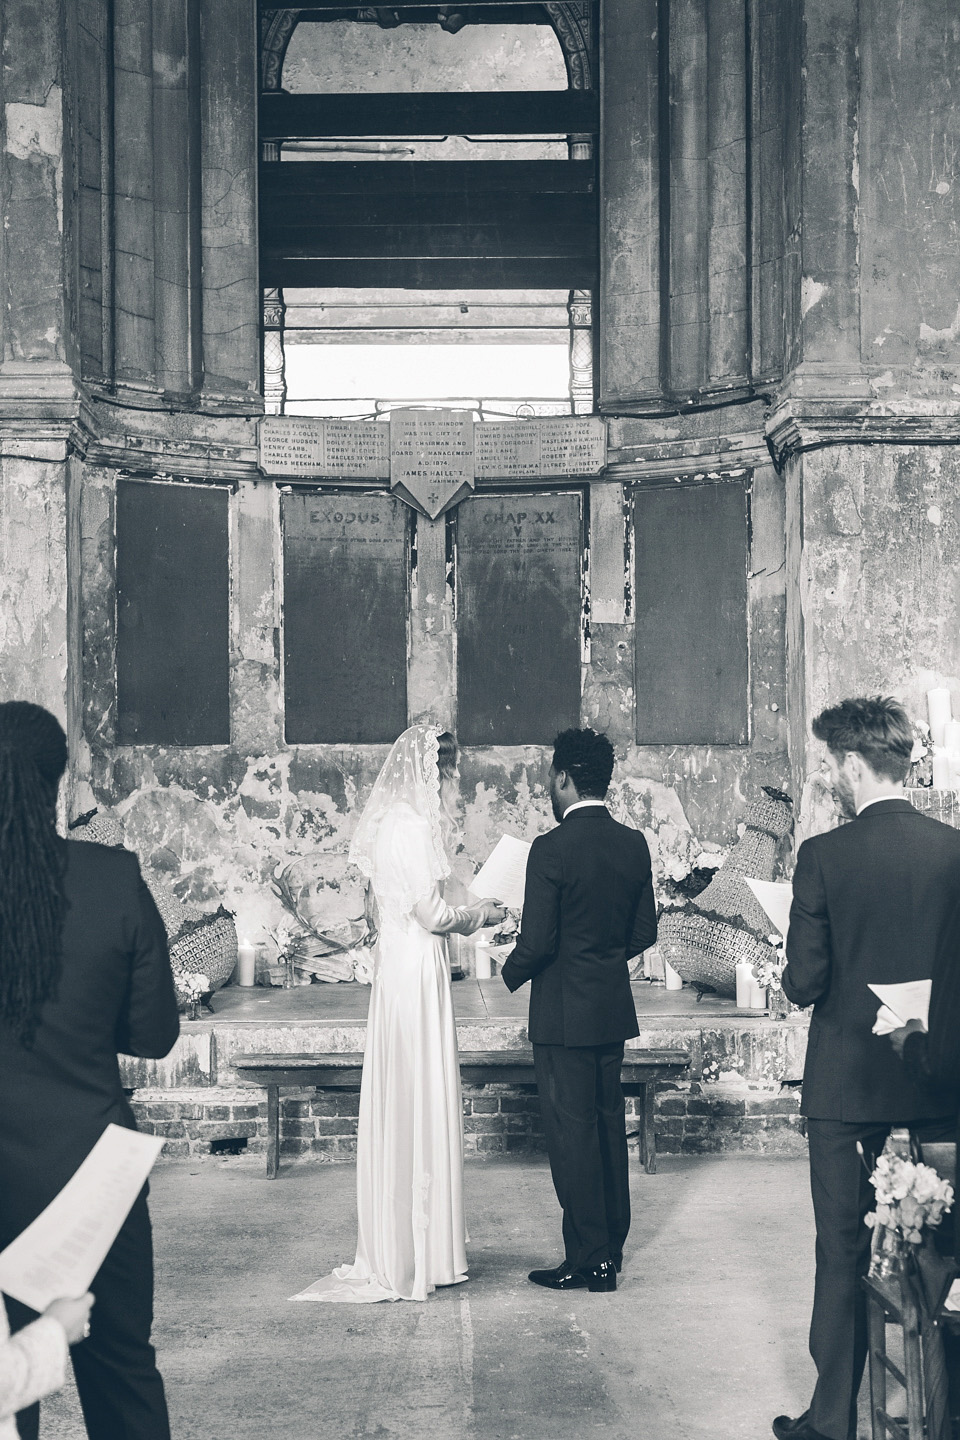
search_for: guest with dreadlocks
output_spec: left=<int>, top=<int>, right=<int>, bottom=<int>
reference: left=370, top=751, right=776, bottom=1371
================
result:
left=0, top=702, right=179, bottom=1440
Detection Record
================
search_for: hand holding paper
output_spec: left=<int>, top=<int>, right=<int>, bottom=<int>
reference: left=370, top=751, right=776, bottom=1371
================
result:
left=0, top=1124, right=163, bottom=1312
left=744, top=878, right=793, bottom=940
left=469, top=834, right=532, bottom=912
left=868, top=979, right=932, bottom=1036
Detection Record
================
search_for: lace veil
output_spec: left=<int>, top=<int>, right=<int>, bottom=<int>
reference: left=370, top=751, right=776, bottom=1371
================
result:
left=349, top=724, right=451, bottom=916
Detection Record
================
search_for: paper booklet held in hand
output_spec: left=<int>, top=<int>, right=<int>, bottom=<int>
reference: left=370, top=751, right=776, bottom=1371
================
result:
left=469, top=834, right=532, bottom=912
left=0, top=1124, right=164, bottom=1311
left=868, top=979, right=932, bottom=1036
left=744, top=877, right=793, bottom=941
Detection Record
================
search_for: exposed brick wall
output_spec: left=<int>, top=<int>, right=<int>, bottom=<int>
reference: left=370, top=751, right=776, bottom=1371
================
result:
left=131, top=1080, right=805, bottom=1161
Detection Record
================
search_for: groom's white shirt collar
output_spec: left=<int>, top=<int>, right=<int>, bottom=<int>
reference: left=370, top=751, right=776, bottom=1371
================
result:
left=563, top=799, right=606, bottom=819
left=856, top=793, right=905, bottom=816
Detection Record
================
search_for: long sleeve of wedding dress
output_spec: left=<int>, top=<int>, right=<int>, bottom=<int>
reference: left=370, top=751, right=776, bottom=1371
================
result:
left=412, top=888, right=489, bottom=936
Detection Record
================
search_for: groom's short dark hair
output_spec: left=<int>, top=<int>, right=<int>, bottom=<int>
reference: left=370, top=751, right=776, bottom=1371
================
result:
left=812, top=696, right=913, bottom=782
left=552, top=728, right=615, bottom=798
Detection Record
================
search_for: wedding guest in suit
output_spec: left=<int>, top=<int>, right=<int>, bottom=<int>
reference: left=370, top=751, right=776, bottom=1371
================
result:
left=774, top=697, right=960, bottom=1440
left=0, top=702, right=180, bottom=1440
left=0, top=1295, right=93, bottom=1440
left=501, top=728, right=657, bottom=1293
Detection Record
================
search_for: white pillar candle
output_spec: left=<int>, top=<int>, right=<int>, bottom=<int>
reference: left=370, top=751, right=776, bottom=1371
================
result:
left=663, top=958, right=683, bottom=990
left=944, top=719, right=960, bottom=754
left=736, top=961, right=756, bottom=1009
left=933, top=750, right=953, bottom=791
left=748, top=976, right=768, bottom=1010
left=927, top=688, right=952, bottom=748
left=474, top=942, right=492, bottom=980
left=236, top=938, right=256, bottom=987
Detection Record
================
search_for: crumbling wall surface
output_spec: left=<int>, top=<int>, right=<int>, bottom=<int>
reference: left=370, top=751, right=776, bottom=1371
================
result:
left=0, top=453, right=67, bottom=716
left=0, top=0, right=66, bottom=371
left=858, top=0, right=960, bottom=386
left=73, top=456, right=789, bottom=948
left=791, top=444, right=960, bottom=793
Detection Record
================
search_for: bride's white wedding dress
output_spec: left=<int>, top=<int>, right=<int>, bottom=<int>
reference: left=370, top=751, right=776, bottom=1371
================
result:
left=291, top=730, right=489, bottom=1304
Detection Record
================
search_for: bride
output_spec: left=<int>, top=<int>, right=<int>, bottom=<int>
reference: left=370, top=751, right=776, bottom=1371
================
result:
left=291, top=723, right=505, bottom=1303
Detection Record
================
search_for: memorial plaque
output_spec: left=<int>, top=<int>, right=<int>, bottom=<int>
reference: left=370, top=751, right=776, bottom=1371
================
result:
left=320, top=420, right=389, bottom=479
left=116, top=479, right=229, bottom=745
left=474, top=423, right=541, bottom=479
left=539, top=416, right=606, bottom=476
left=390, top=409, right=475, bottom=519
left=260, top=417, right=325, bottom=476
left=633, top=480, right=748, bottom=745
left=260, top=417, right=389, bottom=478
left=282, top=491, right=408, bottom=743
left=456, top=492, right=582, bottom=745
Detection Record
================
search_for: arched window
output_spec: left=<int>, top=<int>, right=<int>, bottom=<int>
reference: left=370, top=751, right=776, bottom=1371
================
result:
left=259, top=5, right=598, bottom=420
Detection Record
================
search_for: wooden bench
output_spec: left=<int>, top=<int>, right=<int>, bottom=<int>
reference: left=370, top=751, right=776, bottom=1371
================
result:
left=234, top=1048, right=691, bottom=1179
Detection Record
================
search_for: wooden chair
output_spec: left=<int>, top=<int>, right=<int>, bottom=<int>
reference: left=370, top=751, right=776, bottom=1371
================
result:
left=864, top=1142, right=958, bottom=1440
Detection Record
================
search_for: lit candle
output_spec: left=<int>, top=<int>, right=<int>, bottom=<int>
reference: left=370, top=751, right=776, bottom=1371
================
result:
left=927, top=688, right=952, bottom=748
left=474, top=941, right=492, bottom=981
left=236, top=938, right=257, bottom=987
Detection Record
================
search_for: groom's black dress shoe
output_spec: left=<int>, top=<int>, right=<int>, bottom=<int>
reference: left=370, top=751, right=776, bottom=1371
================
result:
left=772, top=1414, right=849, bottom=1440
left=528, top=1261, right=617, bottom=1292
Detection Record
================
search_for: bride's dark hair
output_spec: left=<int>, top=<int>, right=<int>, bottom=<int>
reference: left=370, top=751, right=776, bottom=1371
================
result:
left=436, top=731, right=461, bottom=845
left=437, top=731, right=458, bottom=781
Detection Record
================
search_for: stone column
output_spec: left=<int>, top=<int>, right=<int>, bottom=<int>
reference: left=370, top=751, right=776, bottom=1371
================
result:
left=770, top=0, right=960, bottom=833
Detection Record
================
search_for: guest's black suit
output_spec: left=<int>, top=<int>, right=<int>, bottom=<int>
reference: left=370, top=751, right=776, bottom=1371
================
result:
left=0, top=838, right=179, bottom=1440
left=501, top=804, right=657, bottom=1270
left=782, top=798, right=960, bottom=1440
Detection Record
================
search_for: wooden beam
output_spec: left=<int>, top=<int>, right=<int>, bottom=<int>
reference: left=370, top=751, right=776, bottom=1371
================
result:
left=261, top=255, right=598, bottom=288
left=260, top=2, right=550, bottom=12
left=261, top=222, right=595, bottom=260
left=260, top=190, right=596, bottom=228
left=259, top=159, right=595, bottom=197
left=259, top=90, right=599, bottom=139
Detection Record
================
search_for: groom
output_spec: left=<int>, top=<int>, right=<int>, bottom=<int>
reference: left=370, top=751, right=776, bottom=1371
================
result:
left=501, top=728, right=657, bottom=1292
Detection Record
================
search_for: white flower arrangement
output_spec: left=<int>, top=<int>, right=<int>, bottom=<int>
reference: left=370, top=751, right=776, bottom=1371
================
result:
left=181, top=971, right=209, bottom=1001
left=865, top=1152, right=954, bottom=1245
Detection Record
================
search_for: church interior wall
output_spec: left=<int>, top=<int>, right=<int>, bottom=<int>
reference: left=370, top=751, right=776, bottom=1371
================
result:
left=69, top=452, right=789, bottom=949
left=0, top=0, right=959, bottom=1058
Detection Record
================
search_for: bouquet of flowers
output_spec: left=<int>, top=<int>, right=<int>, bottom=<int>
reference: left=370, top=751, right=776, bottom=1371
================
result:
left=178, top=971, right=209, bottom=1019
left=753, top=935, right=786, bottom=994
left=865, top=1150, right=954, bottom=1246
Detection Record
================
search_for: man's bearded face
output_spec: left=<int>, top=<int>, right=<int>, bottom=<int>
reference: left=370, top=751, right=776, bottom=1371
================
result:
left=827, top=752, right=857, bottom=818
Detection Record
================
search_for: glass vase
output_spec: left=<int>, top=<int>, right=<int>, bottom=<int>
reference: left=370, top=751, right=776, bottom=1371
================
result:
left=868, top=1225, right=903, bottom=1281
left=186, top=996, right=202, bottom=1022
left=767, top=985, right=790, bottom=1020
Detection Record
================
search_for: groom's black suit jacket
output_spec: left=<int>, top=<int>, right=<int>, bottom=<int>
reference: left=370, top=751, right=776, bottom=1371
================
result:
left=782, top=798, right=960, bottom=1123
left=0, top=838, right=180, bottom=1243
left=501, top=805, right=657, bottom=1047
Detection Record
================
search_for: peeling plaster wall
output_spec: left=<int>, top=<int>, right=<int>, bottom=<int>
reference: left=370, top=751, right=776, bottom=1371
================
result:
left=788, top=444, right=960, bottom=830
left=74, top=459, right=789, bottom=955
left=0, top=453, right=68, bottom=720
left=0, top=0, right=69, bottom=377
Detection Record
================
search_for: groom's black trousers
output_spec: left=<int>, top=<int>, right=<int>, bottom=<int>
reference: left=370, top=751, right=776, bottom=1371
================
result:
left=533, top=1040, right=630, bottom=1270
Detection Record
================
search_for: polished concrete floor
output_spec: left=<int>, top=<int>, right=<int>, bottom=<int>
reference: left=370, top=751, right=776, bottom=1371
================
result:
left=36, top=1151, right=865, bottom=1440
